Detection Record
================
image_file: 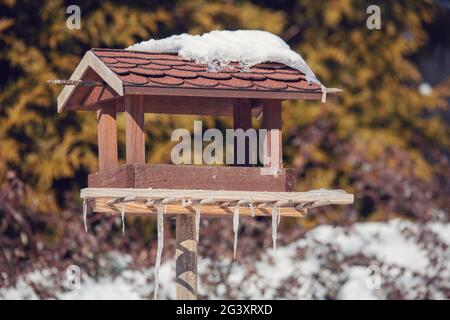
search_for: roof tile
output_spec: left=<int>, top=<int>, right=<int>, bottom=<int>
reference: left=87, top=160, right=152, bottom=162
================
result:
left=152, top=59, right=186, bottom=66
left=198, top=72, right=232, bottom=80
left=148, top=76, right=184, bottom=86
left=174, top=65, right=207, bottom=72
left=165, top=69, right=198, bottom=79
left=110, top=67, right=130, bottom=75
left=219, top=78, right=253, bottom=88
left=101, top=57, right=119, bottom=64
left=253, top=62, right=287, bottom=70
left=116, top=57, right=151, bottom=65
left=232, top=72, right=267, bottom=81
left=140, top=63, right=172, bottom=71
left=277, top=68, right=302, bottom=75
left=121, top=74, right=149, bottom=85
left=131, top=68, right=165, bottom=77
left=111, top=62, right=137, bottom=68
left=145, top=53, right=183, bottom=61
left=288, top=80, right=320, bottom=91
left=185, top=77, right=219, bottom=87
left=266, top=73, right=303, bottom=82
left=254, top=79, right=288, bottom=90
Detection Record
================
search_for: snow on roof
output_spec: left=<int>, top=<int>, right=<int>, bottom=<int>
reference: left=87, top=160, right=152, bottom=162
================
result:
left=127, top=30, right=321, bottom=85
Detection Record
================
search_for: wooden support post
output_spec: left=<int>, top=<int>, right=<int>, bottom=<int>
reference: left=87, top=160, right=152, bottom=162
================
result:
left=233, top=99, right=252, bottom=165
left=262, top=100, right=282, bottom=168
left=125, top=95, right=145, bottom=164
left=176, top=214, right=198, bottom=300
left=97, top=100, right=118, bottom=171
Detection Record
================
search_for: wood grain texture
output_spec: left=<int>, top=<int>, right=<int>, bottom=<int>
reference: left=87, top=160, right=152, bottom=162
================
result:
left=83, top=84, right=117, bottom=106
left=125, top=95, right=145, bottom=164
left=90, top=198, right=307, bottom=217
left=233, top=99, right=253, bottom=165
left=263, top=100, right=282, bottom=168
left=97, top=101, right=118, bottom=171
left=88, top=164, right=297, bottom=191
left=176, top=214, right=197, bottom=300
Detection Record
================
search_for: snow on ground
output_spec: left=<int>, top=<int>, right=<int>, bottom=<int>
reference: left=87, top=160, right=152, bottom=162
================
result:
left=127, top=30, right=320, bottom=85
left=1, top=219, right=449, bottom=300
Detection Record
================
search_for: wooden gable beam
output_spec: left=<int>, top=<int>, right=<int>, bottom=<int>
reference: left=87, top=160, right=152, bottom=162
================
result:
left=57, top=51, right=123, bottom=112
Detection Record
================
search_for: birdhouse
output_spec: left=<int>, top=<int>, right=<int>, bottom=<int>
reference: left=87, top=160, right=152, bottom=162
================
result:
left=55, top=46, right=353, bottom=300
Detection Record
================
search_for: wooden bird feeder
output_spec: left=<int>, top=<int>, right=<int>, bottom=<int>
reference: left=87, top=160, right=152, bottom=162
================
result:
left=55, top=48, right=353, bottom=299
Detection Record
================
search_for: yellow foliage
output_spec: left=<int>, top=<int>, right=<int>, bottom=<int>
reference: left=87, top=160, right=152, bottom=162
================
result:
left=0, top=0, right=448, bottom=217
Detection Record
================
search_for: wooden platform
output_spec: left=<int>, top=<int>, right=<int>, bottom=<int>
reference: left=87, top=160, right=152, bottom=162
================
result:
left=81, top=188, right=354, bottom=218
left=88, top=164, right=296, bottom=191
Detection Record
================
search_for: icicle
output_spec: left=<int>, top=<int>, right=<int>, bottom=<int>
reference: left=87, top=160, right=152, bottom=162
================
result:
left=277, top=207, right=281, bottom=226
left=249, top=202, right=255, bottom=218
left=272, top=205, right=279, bottom=256
left=154, top=203, right=165, bottom=300
left=195, top=204, right=201, bottom=243
left=82, top=198, right=88, bottom=232
left=233, top=204, right=240, bottom=259
left=120, top=203, right=125, bottom=236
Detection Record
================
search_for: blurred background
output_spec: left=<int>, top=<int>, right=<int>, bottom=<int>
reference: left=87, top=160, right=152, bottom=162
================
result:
left=0, top=0, right=449, bottom=299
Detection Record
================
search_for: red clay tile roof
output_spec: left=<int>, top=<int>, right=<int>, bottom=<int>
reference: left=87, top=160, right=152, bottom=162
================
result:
left=91, top=48, right=321, bottom=93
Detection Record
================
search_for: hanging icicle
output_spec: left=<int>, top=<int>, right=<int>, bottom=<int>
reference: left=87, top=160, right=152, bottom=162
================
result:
left=154, top=203, right=165, bottom=300
left=120, top=203, right=125, bottom=236
left=277, top=207, right=281, bottom=226
left=195, top=203, right=201, bottom=243
left=82, top=198, right=88, bottom=232
left=233, top=204, right=240, bottom=259
left=249, top=202, right=255, bottom=217
left=272, top=205, right=280, bottom=256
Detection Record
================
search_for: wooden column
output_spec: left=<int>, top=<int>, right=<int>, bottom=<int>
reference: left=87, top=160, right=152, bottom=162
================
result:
left=262, top=100, right=282, bottom=168
left=232, top=98, right=252, bottom=165
left=97, top=100, right=118, bottom=171
left=175, top=214, right=198, bottom=300
left=125, top=95, right=145, bottom=164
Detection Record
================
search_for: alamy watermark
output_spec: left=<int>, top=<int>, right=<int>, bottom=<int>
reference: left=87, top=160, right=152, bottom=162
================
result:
left=366, top=5, right=381, bottom=30
left=64, top=264, right=81, bottom=290
left=170, top=121, right=280, bottom=174
left=366, top=264, right=382, bottom=290
left=66, top=5, right=81, bottom=30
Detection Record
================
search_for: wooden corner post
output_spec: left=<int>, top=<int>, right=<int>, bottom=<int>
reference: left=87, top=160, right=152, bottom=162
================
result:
left=125, top=95, right=145, bottom=164
left=176, top=214, right=198, bottom=300
left=97, top=100, right=118, bottom=171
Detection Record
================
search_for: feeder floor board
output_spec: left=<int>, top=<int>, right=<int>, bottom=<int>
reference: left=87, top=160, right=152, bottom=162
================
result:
left=81, top=188, right=354, bottom=218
